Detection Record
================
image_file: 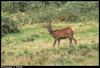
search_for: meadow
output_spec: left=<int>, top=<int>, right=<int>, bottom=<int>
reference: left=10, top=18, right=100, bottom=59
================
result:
left=1, top=1, right=99, bottom=66
left=1, top=21, right=99, bottom=66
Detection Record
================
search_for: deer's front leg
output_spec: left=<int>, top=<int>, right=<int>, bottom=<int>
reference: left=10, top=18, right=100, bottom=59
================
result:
left=53, top=39, right=57, bottom=47
left=58, top=39, right=60, bottom=46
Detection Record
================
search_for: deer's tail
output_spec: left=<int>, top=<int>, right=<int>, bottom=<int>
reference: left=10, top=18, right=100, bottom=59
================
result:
left=71, top=27, right=76, bottom=34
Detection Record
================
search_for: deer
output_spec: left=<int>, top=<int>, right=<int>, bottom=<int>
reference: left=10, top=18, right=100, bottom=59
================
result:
left=44, top=20, right=77, bottom=47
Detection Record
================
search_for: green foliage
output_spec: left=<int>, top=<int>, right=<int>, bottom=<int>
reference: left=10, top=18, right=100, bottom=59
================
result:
left=1, top=16, right=21, bottom=36
left=2, top=1, right=99, bottom=25
left=1, top=1, right=99, bottom=35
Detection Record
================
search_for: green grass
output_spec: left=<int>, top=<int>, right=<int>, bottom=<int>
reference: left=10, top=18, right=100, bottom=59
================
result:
left=1, top=21, right=99, bottom=66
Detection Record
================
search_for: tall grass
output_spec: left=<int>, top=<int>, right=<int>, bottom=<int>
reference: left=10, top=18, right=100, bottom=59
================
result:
left=1, top=21, right=99, bottom=66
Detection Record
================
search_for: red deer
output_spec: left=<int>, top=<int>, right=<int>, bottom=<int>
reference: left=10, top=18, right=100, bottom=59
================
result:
left=44, top=20, right=77, bottom=47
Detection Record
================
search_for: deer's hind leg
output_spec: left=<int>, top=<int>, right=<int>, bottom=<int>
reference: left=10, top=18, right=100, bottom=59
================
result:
left=69, top=35, right=77, bottom=44
left=72, top=37, right=77, bottom=44
left=69, top=37, right=72, bottom=45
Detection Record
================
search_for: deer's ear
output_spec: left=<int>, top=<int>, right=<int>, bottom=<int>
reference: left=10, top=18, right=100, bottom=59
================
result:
left=42, top=23, right=48, bottom=28
left=47, top=20, right=52, bottom=23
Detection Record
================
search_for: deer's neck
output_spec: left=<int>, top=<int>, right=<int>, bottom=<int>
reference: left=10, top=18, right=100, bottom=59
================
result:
left=48, top=24, right=53, bottom=34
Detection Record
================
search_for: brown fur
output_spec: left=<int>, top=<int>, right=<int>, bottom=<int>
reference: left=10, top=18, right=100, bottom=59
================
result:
left=46, top=21, right=77, bottom=47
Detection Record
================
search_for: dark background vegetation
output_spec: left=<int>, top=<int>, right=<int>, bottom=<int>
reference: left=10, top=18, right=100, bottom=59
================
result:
left=1, top=1, right=99, bottom=36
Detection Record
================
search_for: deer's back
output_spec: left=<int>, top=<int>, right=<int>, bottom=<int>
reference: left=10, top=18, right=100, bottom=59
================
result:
left=52, top=27, right=74, bottom=38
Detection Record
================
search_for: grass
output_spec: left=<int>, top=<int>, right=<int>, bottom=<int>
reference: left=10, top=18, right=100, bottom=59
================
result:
left=1, top=21, right=99, bottom=66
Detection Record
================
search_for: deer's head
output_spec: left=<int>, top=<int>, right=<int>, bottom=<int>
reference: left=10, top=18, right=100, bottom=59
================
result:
left=42, top=20, right=52, bottom=28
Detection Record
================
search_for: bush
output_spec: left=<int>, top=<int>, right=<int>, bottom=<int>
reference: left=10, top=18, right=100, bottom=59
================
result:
left=1, top=16, right=21, bottom=36
left=1, top=1, right=99, bottom=25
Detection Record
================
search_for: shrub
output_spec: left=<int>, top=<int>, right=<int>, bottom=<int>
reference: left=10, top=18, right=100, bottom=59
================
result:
left=2, top=1, right=99, bottom=25
left=1, top=16, right=21, bottom=36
